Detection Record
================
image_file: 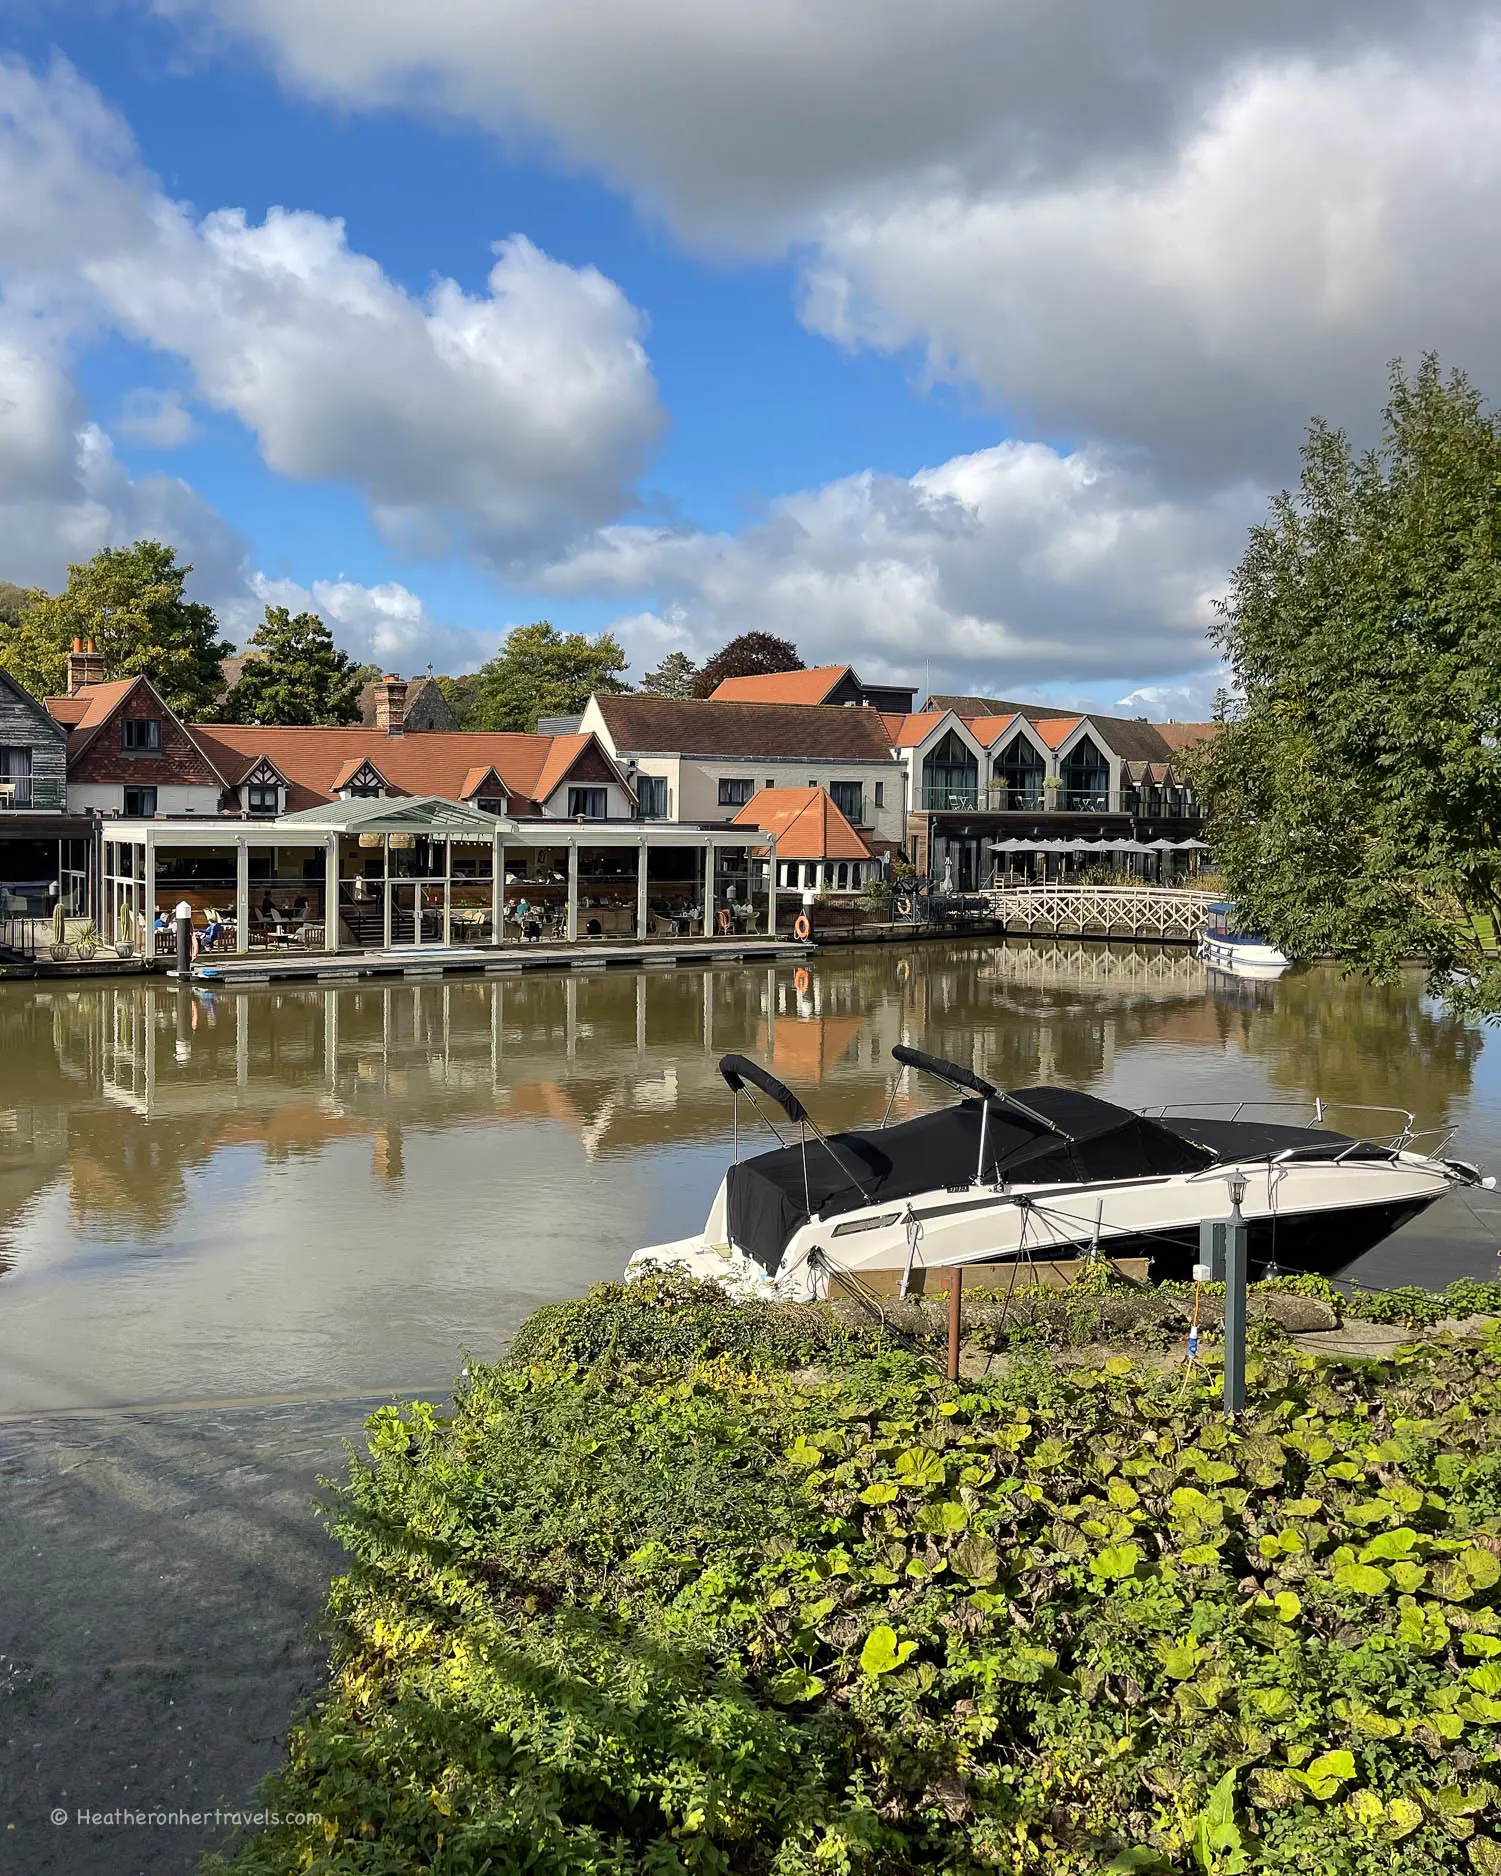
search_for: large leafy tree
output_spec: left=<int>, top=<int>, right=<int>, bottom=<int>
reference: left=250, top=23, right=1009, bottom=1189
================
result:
left=469, top=621, right=630, bottom=731
left=691, top=631, right=802, bottom=696
left=0, top=580, right=37, bottom=631
left=434, top=672, right=483, bottom=728
left=639, top=650, right=699, bottom=697
left=0, top=540, right=231, bottom=719
left=221, top=607, right=364, bottom=726
left=1198, top=356, right=1501, bottom=1015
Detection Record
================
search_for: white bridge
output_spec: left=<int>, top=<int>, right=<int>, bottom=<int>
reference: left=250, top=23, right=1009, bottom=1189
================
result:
left=977, top=885, right=1219, bottom=943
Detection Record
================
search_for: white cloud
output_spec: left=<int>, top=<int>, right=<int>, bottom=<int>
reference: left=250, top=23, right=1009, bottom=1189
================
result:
left=541, top=441, right=1260, bottom=694
left=0, top=57, right=663, bottom=565
left=802, top=37, right=1501, bottom=478
left=117, top=386, right=197, bottom=449
left=1114, top=674, right=1228, bottom=723
left=237, top=572, right=495, bottom=671
left=153, top=4, right=1501, bottom=485
left=158, top=0, right=1460, bottom=247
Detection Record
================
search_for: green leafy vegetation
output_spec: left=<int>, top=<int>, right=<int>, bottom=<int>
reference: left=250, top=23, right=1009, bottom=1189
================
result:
left=220, top=605, right=364, bottom=726
left=1196, top=355, right=1501, bottom=1017
left=210, top=1279, right=1501, bottom=1874
left=0, top=539, right=231, bottom=718
left=468, top=619, right=630, bottom=730
left=690, top=629, right=803, bottom=697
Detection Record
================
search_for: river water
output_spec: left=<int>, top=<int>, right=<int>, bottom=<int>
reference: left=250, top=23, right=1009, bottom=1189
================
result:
left=3, top=941, right=1500, bottom=1414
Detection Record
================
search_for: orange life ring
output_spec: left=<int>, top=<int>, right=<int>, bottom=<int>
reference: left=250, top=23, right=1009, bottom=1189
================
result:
left=793, top=913, right=812, bottom=940
left=794, top=967, right=811, bottom=994
left=717, top=908, right=733, bottom=933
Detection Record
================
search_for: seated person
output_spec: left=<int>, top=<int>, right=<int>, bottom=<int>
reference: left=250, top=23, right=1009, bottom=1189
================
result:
left=200, top=909, right=226, bottom=950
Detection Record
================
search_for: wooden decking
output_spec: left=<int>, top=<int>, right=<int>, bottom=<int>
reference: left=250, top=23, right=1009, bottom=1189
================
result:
left=187, top=935, right=814, bottom=986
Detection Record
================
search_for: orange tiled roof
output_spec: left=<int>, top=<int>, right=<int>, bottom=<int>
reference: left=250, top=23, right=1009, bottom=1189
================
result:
left=1031, top=715, right=1082, bottom=749
left=964, top=713, right=1021, bottom=747
left=730, top=786, right=873, bottom=861
left=1152, top=721, right=1219, bottom=753
left=880, top=710, right=949, bottom=748
left=709, top=664, right=850, bottom=704
left=190, top=725, right=623, bottom=817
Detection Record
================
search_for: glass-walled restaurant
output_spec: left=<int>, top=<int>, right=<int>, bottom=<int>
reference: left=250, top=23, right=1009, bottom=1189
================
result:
left=101, top=798, right=776, bottom=954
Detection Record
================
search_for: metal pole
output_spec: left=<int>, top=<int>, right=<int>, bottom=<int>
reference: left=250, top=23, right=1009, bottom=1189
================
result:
left=174, top=900, right=192, bottom=978
left=1224, top=1178, right=1248, bottom=1415
left=947, top=1265, right=963, bottom=1383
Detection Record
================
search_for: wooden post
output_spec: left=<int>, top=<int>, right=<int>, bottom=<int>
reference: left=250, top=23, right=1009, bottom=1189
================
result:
left=947, top=1265, right=963, bottom=1382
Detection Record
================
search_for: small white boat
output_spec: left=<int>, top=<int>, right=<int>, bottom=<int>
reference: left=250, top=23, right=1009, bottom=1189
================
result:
left=626, top=1048, right=1488, bottom=1301
left=1198, top=902, right=1290, bottom=977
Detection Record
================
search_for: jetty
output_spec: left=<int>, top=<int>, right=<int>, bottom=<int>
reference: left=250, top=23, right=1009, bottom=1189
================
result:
left=979, top=884, right=1218, bottom=944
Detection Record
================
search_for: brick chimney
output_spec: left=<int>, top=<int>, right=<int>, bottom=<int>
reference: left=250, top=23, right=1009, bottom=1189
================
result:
left=67, top=637, right=105, bottom=694
left=374, top=673, right=407, bottom=737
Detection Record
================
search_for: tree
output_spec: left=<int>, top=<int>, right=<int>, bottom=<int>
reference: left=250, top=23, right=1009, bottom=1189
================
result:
left=221, top=607, right=364, bottom=725
left=1196, top=355, right=1501, bottom=1016
left=434, top=672, right=483, bottom=728
left=639, top=650, right=699, bottom=697
left=469, top=621, right=630, bottom=731
left=691, top=631, right=803, bottom=697
left=0, top=541, right=231, bottom=718
left=0, top=580, right=38, bottom=631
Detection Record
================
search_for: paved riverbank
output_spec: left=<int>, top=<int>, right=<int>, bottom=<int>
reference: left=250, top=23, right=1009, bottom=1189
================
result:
left=0, top=1393, right=420, bottom=1876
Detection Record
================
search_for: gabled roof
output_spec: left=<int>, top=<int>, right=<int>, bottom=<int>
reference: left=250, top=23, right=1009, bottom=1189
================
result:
left=594, top=694, right=895, bottom=762
left=709, top=664, right=851, bottom=705
left=331, top=754, right=388, bottom=791
left=880, top=710, right=949, bottom=748
left=928, top=693, right=1078, bottom=721
left=277, top=794, right=517, bottom=836
left=966, top=714, right=1028, bottom=749
left=188, top=725, right=630, bottom=817
left=731, top=787, right=873, bottom=861
left=1031, top=715, right=1083, bottom=750
left=459, top=764, right=508, bottom=801
left=48, top=676, right=231, bottom=784
left=0, top=668, right=67, bottom=740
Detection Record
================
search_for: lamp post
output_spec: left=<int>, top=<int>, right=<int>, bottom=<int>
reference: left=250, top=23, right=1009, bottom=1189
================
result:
left=1195, top=1169, right=1250, bottom=1417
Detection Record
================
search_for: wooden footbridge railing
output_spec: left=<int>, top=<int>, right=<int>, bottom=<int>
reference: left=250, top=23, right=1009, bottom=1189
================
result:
left=977, top=885, right=1220, bottom=943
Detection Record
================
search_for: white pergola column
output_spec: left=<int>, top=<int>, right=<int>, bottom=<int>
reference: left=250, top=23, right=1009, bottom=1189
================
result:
left=636, top=836, right=648, bottom=939
left=492, top=833, right=504, bottom=945
left=324, top=835, right=339, bottom=953
left=235, top=840, right=250, bottom=954
left=702, top=840, right=716, bottom=936
left=382, top=837, right=392, bottom=949
left=566, top=842, right=579, bottom=942
left=766, top=835, right=778, bottom=935
left=142, top=832, right=156, bottom=960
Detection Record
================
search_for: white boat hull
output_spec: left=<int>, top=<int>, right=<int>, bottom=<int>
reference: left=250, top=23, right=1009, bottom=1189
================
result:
left=628, top=1149, right=1459, bottom=1301
left=1198, top=933, right=1290, bottom=976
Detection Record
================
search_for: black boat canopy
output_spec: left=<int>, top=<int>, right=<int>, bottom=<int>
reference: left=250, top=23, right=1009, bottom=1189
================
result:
left=725, top=1085, right=1217, bottom=1275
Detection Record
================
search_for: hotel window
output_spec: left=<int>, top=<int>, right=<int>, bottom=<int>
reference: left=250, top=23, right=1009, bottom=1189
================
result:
left=246, top=783, right=279, bottom=816
left=568, top=786, right=607, bottom=818
left=836, top=862, right=849, bottom=890
left=637, top=774, right=668, bottom=819
left=121, top=718, right=161, bottom=752
left=477, top=796, right=507, bottom=816
left=122, top=785, right=157, bottom=817
left=764, top=778, right=775, bottom=792
left=831, top=781, right=863, bottom=822
left=874, top=781, right=885, bottom=808
left=717, top=777, right=753, bottom=807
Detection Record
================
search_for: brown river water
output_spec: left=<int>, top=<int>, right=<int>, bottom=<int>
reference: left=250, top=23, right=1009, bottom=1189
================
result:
left=2, top=940, right=1500, bottom=1414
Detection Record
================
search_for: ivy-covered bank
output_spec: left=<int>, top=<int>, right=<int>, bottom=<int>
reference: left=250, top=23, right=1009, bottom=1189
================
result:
left=212, top=1280, right=1501, bottom=1875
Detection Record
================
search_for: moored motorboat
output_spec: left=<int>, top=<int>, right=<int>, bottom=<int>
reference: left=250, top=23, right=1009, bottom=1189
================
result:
left=626, top=1048, right=1489, bottom=1299
left=1198, top=902, right=1291, bottom=978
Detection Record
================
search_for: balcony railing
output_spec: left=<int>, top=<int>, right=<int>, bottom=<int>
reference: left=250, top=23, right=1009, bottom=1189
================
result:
left=918, top=784, right=1201, bottom=818
left=0, top=775, right=65, bottom=810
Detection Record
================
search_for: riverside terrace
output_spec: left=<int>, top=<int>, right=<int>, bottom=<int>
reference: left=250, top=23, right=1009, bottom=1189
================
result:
left=98, top=796, right=782, bottom=959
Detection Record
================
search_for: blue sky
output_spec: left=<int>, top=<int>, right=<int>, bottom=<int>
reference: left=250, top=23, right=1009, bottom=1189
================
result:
left=1, top=2, right=1497, bottom=709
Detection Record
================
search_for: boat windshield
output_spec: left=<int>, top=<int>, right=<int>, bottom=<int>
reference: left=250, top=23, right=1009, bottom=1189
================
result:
left=725, top=1086, right=1213, bottom=1274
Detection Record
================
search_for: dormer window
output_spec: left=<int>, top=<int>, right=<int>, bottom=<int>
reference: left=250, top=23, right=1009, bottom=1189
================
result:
left=121, top=718, right=161, bottom=752
left=476, top=796, right=508, bottom=816
left=245, top=759, right=282, bottom=817
left=340, top=760, right=387, bottom=799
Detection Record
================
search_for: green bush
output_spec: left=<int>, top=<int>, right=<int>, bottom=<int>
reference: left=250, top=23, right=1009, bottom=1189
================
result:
left=212, top=1290, right=1501, bottom=1875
